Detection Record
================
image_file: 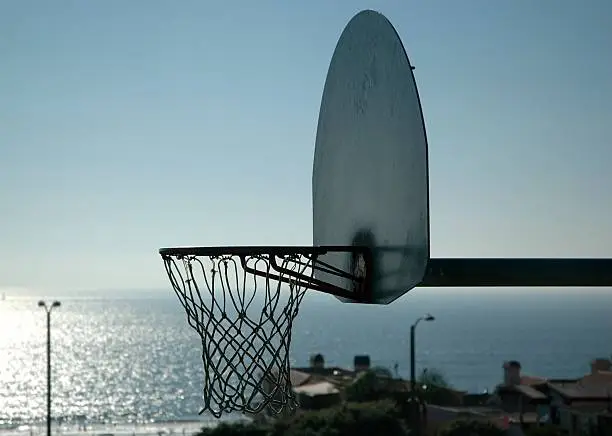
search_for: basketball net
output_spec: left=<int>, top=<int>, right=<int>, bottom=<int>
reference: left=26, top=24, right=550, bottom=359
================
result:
left=162, top=252, right=310, bottom=418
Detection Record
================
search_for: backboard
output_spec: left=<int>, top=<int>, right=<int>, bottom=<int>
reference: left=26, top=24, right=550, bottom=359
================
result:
left=312, top=10, right=429, bottom=304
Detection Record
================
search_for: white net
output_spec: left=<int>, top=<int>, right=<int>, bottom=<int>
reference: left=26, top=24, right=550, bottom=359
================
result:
left=162, top=252, right=311, bottom=418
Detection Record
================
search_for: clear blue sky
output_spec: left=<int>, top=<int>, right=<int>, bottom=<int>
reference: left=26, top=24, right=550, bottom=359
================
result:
left=2, top=1, right=611, bottom=293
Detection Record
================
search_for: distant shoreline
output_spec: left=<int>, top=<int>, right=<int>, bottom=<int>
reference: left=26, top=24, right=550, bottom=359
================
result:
left=0, top=418, right=250, bottom=436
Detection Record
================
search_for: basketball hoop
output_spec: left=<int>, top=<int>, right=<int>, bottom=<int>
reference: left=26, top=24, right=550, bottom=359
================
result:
left=157, top=7, right=612, bottom=421
left=160, top=246, right=371, bottom=418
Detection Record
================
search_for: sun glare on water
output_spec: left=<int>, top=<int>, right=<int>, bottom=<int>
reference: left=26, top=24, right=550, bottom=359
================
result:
left=0, top=299, right=48, bottom=421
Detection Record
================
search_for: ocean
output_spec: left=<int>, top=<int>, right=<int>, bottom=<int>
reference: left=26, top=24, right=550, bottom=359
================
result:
left=1, top=288, right=610, bottom=433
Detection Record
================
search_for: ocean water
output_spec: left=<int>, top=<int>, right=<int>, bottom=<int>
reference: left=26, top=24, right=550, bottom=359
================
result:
left=0, top=288, right=610, bottom=429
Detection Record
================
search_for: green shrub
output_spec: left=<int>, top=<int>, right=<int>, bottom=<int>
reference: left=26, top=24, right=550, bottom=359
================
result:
left=438, top=419, right=506, bottom=436
left=344, top=370, right=384, bottom=403
left=271, top=400, right=409, bottom=436
left=195, top=400, right=409, bottom=436
left=525, top=425, right=563, bottom=436
left=196, top=422, right=269, bottom=436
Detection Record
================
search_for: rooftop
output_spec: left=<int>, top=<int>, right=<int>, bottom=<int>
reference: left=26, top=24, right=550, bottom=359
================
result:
left=293, top=381, right=340, bottom=397
left=512, top=384, right=548, bottom=400
left=548, top=372, right=612, bottom=400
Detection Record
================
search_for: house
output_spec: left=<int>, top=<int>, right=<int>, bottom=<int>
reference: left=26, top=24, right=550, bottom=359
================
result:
left=291, top=354, right=358, bottom=392
left=293, top=381, right=341, bottom=410
left=262, top=354, right=365, bottom=413
left=492, top=357, right=612, bottom=435
left=493, top=360, right=550, bottom=422
left=546, top=359, right=612, bottom=435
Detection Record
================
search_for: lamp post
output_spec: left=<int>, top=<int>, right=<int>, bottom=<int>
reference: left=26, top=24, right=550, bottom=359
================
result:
left=38, top=300, right=61, bottom=436
left=410, top=313, right=435, bottom=393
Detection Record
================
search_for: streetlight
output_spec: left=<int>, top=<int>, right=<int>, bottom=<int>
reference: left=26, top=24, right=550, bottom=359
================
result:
left=410, top=313, right=435, bottom=393
left=38, top=300, right=61, bottom=436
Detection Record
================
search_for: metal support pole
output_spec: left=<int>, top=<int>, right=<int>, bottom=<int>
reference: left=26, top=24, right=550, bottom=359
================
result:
left=410, top=324, right=416, bottom=394
left=46, top=310, right=51, bottom=436
left=409, top=314, right=434, bottom=436
left=422, top=258, right=612, bottom=287
left=39, top=300, right=60, bottom=436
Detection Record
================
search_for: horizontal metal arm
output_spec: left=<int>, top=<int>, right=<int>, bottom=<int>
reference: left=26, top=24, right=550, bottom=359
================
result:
left=422, top=258, right=612, bottom=287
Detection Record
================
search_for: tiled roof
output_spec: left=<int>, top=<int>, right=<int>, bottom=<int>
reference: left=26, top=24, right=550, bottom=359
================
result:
left=292, top=366, right=355, bottom=377
left=581, top=370, right=612, bottom=386
left=520, top=375, right=547, bottom=386
left=513, top=385, right=547, bottom=400
left=548, top=377, right=612, bottom=400
left=289, top=369, right=312, bottom=387
left=289, top=367, right=357, bottom=389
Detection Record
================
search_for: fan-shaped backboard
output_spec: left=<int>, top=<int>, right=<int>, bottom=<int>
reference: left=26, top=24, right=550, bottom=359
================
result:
left=312, top=10, right=430, bottom=304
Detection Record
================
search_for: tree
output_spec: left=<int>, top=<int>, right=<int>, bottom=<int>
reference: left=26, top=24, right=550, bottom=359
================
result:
left=371, top=366, right=394, bottom=379
left=344, top=370, right=383, bottom=402
left=418, top=367, right=450, bottom=389
left=416, top=368, right=461, bottom=406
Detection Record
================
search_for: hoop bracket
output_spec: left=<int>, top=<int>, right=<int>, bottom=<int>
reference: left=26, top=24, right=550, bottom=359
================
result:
left=159, top=245, right=373, bottom=303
